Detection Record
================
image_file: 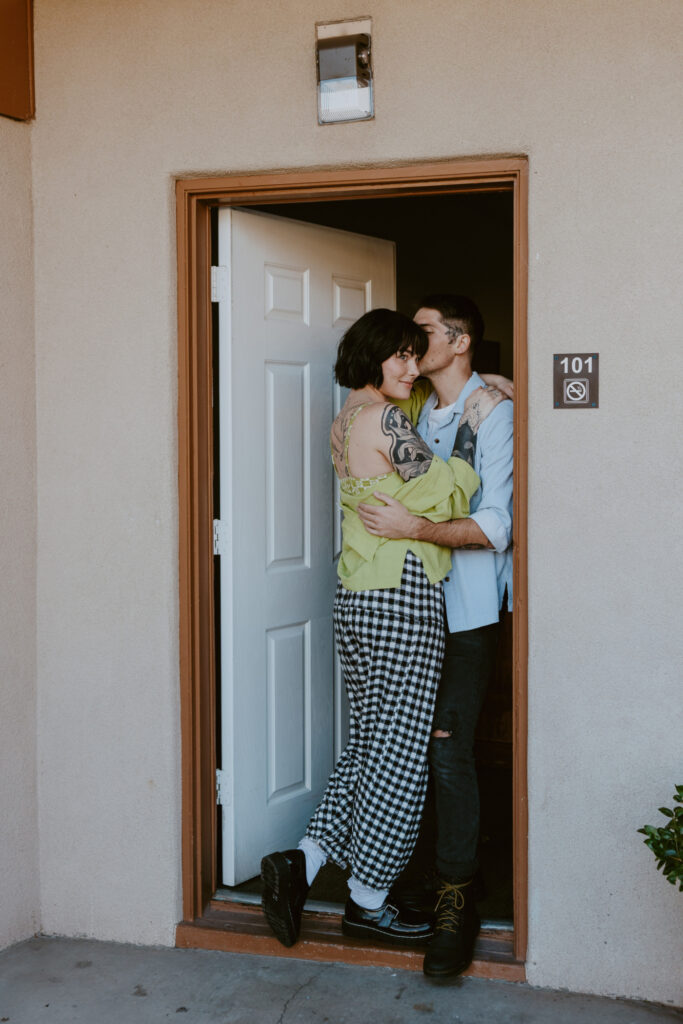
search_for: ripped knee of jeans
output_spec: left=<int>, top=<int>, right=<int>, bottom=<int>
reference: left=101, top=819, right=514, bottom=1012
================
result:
left=431, top=708, right=458, bottom=739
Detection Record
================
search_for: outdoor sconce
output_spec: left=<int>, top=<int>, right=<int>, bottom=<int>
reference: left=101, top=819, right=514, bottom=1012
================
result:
left=316, top=18, right=373, bottom=125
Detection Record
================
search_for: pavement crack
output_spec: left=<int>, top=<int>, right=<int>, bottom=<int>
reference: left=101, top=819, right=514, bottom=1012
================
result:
left=275, top=970, right=321, bottom=1024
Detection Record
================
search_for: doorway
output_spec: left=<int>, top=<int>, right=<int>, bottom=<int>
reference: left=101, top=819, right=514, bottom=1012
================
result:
left=216, top=193, right=515, bottom=924
left=175, top=158, right=528, bottom=976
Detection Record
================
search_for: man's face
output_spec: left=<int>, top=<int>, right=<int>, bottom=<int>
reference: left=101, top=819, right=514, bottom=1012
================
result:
left=413, top=307, right=463, bottom=375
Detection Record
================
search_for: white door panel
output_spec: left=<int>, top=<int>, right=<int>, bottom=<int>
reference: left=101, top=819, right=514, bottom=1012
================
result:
left=218, top=207, right=395, bottom=884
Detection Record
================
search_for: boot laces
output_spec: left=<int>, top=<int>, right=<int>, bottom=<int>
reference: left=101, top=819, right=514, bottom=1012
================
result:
left=434, top=879, right=471, bottom=934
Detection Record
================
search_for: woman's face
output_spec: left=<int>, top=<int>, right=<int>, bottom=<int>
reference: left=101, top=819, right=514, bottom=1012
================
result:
left=378, top=349, right=421, bottom=401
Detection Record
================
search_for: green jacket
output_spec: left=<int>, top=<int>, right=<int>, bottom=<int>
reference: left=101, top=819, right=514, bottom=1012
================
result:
left=337, top=379, right=479, bottom=590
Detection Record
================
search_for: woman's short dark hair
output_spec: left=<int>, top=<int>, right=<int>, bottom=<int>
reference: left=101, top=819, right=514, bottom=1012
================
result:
left=334, top=308, right=428, bottom=390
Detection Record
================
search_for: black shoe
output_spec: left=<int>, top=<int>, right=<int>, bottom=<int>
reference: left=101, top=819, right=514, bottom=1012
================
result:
left=260, top=849, right=309, bottom=947
left=422, top=877, right=480, bottom=977
left=342, top=897, right=434, bottom=946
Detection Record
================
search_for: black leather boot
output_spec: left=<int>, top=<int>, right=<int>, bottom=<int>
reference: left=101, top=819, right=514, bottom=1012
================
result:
left=422, top=877, right=480, bottom=977
left=342, top=897, right=434, bottom=946
left=260, top=849, right=309, bottom=947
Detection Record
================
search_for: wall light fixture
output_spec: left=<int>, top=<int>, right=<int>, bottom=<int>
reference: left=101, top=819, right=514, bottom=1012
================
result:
left=316, top=18, right=373, bottom=125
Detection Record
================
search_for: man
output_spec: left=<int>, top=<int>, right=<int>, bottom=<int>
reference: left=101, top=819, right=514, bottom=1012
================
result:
left=358, top=294, right=513, bottom=977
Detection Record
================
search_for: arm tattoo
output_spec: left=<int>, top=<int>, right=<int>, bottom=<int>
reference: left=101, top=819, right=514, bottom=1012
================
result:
left=452, top=419, right=477, bottom=467
left=380, top=405, right=434, bottom=481
left=451, top=393, right=489, bottom=466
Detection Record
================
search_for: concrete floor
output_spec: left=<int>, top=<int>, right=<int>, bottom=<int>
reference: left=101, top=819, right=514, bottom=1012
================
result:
left=0, top=938, right=681, bottom=1024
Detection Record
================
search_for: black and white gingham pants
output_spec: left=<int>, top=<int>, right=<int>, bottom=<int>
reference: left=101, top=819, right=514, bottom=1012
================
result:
left=305, top=552, right=445, bottom=890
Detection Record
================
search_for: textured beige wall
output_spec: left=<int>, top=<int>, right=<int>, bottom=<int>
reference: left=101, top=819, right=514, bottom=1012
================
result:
left=31, top=0, right=682, bottom=1002
left=0, top=118, right=38, bottom=948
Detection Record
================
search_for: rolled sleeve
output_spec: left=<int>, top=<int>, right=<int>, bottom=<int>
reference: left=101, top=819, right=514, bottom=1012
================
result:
left=469, top=402, right=513, bottom=554
left=470, top=505, right=511, bottom=554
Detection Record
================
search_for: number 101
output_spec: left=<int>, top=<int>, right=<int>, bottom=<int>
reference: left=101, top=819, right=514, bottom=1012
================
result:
left=561, top=356, right=593, bottom=373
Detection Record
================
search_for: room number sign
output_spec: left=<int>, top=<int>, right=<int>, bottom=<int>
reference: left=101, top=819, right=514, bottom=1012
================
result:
left=553, top=353, right=599, bottom=409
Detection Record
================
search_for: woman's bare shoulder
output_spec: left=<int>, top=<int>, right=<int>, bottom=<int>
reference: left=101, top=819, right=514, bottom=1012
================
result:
left=331, top=401, right=386, bottom=470
left=332, top=399, right=383, bottom=437
left=356, top=404, right=427, bottom=471
left=352, top=401, right=403, bottom=439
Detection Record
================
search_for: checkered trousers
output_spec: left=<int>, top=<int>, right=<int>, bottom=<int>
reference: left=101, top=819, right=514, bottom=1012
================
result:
left=305, top=552, right=445, bottom=891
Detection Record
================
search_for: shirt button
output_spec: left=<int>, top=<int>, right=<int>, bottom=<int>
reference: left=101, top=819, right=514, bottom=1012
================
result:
left=445, top=576, right=450, bottom=581
left=434, top=438, right=440, bottom=443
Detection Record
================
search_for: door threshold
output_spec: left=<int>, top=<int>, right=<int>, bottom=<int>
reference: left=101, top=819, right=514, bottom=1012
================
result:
left=176, top=899, right=525, bottom=981
left=213, top=886, right=514, bottom=932
left=214, top=886, right=344, bottom=917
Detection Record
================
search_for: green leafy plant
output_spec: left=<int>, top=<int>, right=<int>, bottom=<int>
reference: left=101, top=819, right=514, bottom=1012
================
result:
left=638, top=785, right=683, bottom=891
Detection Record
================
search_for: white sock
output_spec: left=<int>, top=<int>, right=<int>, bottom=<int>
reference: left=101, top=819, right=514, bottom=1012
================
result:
left=348, top=875, right=388, bottom=910
left=298, top=837, right=327, bottom=887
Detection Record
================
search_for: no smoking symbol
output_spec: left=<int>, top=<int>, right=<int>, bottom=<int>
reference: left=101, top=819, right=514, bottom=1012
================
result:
left=564, top=378, right=589, bottom=403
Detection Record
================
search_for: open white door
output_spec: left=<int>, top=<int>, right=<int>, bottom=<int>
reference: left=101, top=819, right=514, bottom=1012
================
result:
left=216, top=207, right=396, bottom=885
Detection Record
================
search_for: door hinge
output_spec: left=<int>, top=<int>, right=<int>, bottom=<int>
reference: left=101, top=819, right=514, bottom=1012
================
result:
left=216, top=768, right=228, bottom=806
left=210, top=265, right=229, bottom=303
left=213, top=518, right=228, bottom=556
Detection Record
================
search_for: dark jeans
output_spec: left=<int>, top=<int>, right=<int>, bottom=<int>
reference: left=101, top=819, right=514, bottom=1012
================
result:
left=429, top=620, right=500, bottom=881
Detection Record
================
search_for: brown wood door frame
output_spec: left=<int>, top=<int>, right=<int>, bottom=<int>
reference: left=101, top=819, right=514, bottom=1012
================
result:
left=176, top=156, right=529, bottom=971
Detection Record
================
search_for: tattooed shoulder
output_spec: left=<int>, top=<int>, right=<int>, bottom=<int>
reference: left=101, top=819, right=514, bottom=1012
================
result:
left=330, top=408, right=353, bottom=473
left=380, top=404, right=434, bottom=481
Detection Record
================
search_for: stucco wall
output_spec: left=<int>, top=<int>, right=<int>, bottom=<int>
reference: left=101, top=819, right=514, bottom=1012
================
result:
left=31, top=0, right=682, bottom=1002
left=0, top=118, right=38, bottom=948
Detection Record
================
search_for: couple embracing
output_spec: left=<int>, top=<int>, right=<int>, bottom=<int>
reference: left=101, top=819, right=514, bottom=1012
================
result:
left=261, top=295, right=513, bottom=979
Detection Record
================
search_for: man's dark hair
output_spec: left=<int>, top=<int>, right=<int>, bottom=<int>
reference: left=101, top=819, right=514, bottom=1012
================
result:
left=418, top=294, right=484, bottom=360
left=334, top=308, right=428, bottom=390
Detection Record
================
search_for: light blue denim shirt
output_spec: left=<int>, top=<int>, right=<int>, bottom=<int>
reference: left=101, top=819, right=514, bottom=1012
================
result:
left=417, top=372, right=513, bottom=633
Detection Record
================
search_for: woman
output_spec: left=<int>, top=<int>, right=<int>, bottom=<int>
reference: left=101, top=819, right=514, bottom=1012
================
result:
left=261, top=308, right=506, bottom=948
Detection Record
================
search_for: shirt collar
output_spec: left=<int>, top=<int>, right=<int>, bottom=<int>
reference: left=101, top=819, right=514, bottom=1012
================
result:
left=423, top=372, right=484, bottom=422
